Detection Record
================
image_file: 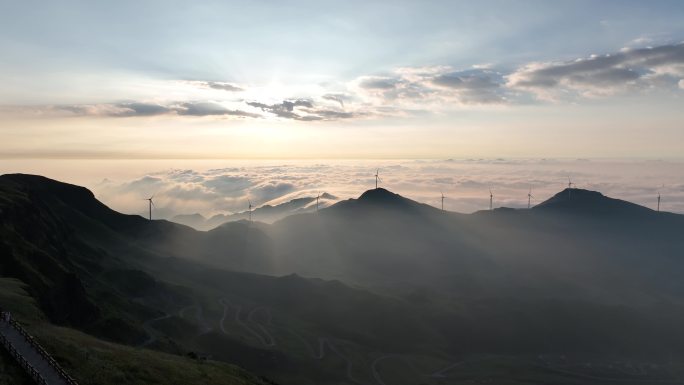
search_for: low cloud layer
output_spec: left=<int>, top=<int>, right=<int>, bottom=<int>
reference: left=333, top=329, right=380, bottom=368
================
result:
left=88, top=159, right=684, bottom=221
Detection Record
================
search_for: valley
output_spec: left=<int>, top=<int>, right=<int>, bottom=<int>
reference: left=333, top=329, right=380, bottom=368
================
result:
left=1, top=173, right=684, bottom=384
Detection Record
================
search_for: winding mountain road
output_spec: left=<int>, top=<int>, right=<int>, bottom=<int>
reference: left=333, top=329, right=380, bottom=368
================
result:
left=218, top=299, right=276, bottom=347
left=430, top=360, right=465, bottom=378
left=288, top=328, right=366, bottom=385
left=139, top=313, right=172, bottom=347
left=371, top=354, right=396, bottom=385
left=178, top=303, right=212, bottom=335
left=247, top=306, right=275, bottom=347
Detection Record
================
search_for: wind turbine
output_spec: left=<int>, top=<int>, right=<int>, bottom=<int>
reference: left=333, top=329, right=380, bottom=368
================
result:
left=374, top=169, right=381, bottom=189
left=527, top=186, right=534, bottom=209
left=657, top=192, right=661, bottom=212
left=489, top=189, right=493, bottom=210
left=248, top=199, right=253, bottom=222
left=441, top=191, right=445, bottom=211
left=567, top=177, right=575, bottom=200
left=144, top=196, right=154, bottom=221
left=316, top=192, right=320, bottom=212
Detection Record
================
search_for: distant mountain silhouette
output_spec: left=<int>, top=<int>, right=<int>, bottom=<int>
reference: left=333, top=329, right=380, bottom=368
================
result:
left=3, top=173, right=684, bottom=385
left=534, top=188, right=654, bottom=216
left=171, top=213, right=206, bottom=228
left=172, top=193, right=338, bottom=230
left=358, top=187, right=406, bottom=203
left=327, top=187, right=441, bottom=217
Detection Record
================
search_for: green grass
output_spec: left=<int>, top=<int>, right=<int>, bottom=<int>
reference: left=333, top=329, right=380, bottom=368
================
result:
left=0, top=278, right=45, bottom=323
left=31, top=325, right=273, bottom=385
left=0, top=348, right=32, bottom=385
left=0, top=278, right=274, bottom=385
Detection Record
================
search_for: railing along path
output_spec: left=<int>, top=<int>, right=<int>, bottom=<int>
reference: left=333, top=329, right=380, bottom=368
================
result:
left=0, top=314, right=78, bottom=385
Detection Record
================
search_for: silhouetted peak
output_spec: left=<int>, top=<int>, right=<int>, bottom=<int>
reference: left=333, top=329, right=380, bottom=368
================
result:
left=359, top=187, right=398, bottom=200
left=1, top=173, right=94, bottom=198
left=541, top=188, right=605, bottom=204
left=172, top=213, right=206, bottom=221
left=0, top=173, right=158, bottom=232
left=534, top=188, right=651, bottom=216
left=324, top=188, right=442, bottom=215
left=0, top=173, right=103, bottom=214
left=358, top=188, right=409, bottom=205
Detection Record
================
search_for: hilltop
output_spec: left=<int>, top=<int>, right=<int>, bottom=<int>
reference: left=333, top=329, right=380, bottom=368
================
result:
left=2, top=174, right=684, bottom=385
left=534, top=187, right=654, bottom=215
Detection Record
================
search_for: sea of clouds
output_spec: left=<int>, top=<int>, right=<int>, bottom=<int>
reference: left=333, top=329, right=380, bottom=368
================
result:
left=74, top=158, right=684, bottom=220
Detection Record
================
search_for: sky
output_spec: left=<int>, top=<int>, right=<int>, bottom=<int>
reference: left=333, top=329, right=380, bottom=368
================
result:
left=1, top=1, right=684, bottom=218
left=1, top=0, right=683, bottom=159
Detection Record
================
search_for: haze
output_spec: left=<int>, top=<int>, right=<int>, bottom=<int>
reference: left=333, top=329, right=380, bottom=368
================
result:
left=1, top=1, right=684, bottom=160
left=2, top=2, right=684, bottom=385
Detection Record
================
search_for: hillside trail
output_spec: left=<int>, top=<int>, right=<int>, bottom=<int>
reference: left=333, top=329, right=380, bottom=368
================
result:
left=0, top=319, right=70, bottom=385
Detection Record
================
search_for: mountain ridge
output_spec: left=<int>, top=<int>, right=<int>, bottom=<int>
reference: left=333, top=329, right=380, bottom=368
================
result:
left=3, top=173, right=684, bottom=385
left=171, top=193, right=337, bottom=230
left=534, top=187, right=655, bottom=215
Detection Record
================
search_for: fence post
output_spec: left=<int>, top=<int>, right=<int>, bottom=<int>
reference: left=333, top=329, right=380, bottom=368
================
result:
left=1, top=316, right=79, bottom=385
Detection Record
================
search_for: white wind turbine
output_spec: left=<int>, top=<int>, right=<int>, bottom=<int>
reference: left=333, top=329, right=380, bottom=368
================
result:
left=567, top=177, right=575, bottom=200
left=144, top=195, right=155, bottom=220
left=489, top=189, right=493, bottom=210
left=527, top=186, right=534, bottom=209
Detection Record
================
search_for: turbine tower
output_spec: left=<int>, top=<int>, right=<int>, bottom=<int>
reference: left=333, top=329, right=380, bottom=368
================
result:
left=567, top=177, right=575, bottom=200
left=489, top=189, right=493, bottom=210
left=248, top=199, right=253, bottom=222
left=145, top=196, right=154, bottom=221
left=316, top=192, right=320, bottom=212
left=441, top=191, right=445, bottom=211
left=527, top=187, right=534, bottom=209
left=657, top=192, right=661, bottom=212
left=374, top=169, right=381, bottom=189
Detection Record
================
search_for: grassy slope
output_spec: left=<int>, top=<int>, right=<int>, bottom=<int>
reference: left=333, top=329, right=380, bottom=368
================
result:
left=0, top=278, right=274, bottom=385
left=0, top=349, right=32, bottom=385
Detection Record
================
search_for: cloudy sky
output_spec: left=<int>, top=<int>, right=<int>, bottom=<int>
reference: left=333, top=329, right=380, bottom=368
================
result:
left=1, top=0, right=683, bottom=159
left=1, top=1, right=684, bottom=218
